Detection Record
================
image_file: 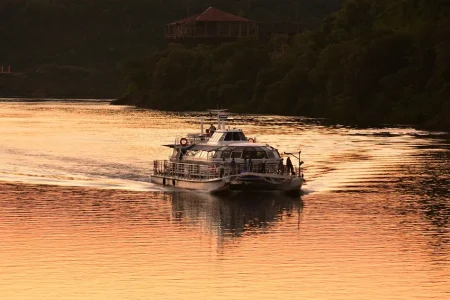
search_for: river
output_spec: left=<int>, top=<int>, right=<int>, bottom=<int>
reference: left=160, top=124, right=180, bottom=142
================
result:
left=0, top=100, right=449, bottom=300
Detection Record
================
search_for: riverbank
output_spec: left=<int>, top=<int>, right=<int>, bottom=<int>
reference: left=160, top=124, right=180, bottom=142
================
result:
left=110, top=95, right=450, bottom=132
left=0, top=70, right=123, bottom=99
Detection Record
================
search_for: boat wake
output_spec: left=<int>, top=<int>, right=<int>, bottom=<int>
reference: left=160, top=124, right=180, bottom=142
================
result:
left=0, top=148, right=168, bottom=192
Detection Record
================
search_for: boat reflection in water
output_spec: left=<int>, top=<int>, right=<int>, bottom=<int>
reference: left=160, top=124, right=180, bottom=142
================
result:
left=164, top=191, right=303, bottom=244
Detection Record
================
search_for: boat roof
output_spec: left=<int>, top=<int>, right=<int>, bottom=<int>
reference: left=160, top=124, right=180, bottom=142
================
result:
left=163, top=109, right=275, bottom=150
left=227, top=142, right=268, bottom=147
left=163, top=144, right=221, bottom=151
left=210, top=128, right=244, bottom=133
left=163, top=143, right=273, bottom=151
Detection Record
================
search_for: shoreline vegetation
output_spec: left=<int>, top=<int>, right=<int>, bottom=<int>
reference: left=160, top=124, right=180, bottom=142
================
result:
left=2, top=0, right=449, bottom=130
left=1, top=0, right=339, bottom=98
left=113, top=0, right=450, bottom=131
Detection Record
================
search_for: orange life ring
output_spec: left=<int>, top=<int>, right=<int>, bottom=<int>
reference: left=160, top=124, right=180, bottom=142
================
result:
left=248, top=138, right=254, bottom=143
left=180, top=138, right=188, bottom=146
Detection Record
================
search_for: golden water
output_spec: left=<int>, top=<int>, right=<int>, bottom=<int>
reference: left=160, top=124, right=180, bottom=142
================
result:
left=0, top=101, right=449, bottom=299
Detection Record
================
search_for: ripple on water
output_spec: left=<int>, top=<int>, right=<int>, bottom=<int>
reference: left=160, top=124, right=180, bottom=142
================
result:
left=0, top=101, right=449, bottom=300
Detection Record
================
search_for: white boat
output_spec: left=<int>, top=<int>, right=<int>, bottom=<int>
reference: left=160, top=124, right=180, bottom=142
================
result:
left=151, top=110, right=305, bottom=194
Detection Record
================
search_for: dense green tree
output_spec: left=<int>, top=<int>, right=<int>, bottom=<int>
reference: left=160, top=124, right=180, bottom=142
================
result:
left=0, top=0, right=341, bottom=97
left=115, top=0, right=450, bottom=130
left=2, top=0, right=450, bottom=129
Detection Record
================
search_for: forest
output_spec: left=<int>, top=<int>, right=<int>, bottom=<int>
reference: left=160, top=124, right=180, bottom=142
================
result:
left=116, top=0, right=450, bottom=129
left=0, top=0, right=340, bottom=98
left=1, top=0, right=449, bottom=129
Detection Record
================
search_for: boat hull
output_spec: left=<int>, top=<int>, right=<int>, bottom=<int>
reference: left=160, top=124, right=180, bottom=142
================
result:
left=151, top=172, right=303, bottom=194
left=150, top=175, right=228, bottom=193
left=228, top=173, right=303, bottom=192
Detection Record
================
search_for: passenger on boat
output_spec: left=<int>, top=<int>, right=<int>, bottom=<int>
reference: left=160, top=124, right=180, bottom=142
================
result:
left=209, top=124, right=216, bottom=135
left=278, top=158, right=284, bottom=175
left=178, top=149, right=185, bottom=161
left=286, top=157, right=294, bottom=175
left=231, top=157, right=236, bottom=174
left=219, top=158, right=225, bottom=178
left=206, top=129, right=210, bottom=137
left=260, top=158, right=266, bottom=173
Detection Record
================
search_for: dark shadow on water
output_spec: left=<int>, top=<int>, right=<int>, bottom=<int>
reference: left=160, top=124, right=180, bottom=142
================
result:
left=213, top=188, right=303, bottom=198
left=0, top=98, right=110, bottom=102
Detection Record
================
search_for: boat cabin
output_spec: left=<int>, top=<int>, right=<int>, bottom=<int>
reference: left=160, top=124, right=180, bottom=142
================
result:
left=174, top=142, right=281, bottom=163
left=167, top=109, right=283, bottom=163
left=213, top=144, right=281, bottom=160
left=207, top=129, right=248, bottom=144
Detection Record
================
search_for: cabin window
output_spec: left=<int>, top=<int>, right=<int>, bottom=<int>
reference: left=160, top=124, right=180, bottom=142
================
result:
left=239, top=132, right=247, bottom=141
left=256, top=151, right=268, bottom=159
left=224, top=132, right=233, bottom=141
left=232, top=132, right=241, bottom=141
left=267, top=151, right=275, bottom=159
left=186, top=150, right=198, bottom=156
left=231, top=151, right=242, bottom=158
left=195, top=151, right=208, bottom=158
left=213, top=151, right=221, bottom=158
left=242, top=149, right=254, bottom=159
left=207, top=151, right=216, bottom=159
left=240, top=149, right=266, bottom=159
left=171, top=149, right=179, bottom=159
left=220, top=151, right=231, bottom=159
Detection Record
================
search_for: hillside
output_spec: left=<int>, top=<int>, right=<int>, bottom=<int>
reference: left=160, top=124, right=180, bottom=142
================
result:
left=0, top=0, right=341, bottom=98
left=116, top=0, right=450, bottom=130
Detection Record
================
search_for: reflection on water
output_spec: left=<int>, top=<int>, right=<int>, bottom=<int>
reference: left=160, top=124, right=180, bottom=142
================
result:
left=0, top=101, right=449, bottom=300
left=1, top=182, right=449, bottom=300
left=168, top=192, right=303, bottom=244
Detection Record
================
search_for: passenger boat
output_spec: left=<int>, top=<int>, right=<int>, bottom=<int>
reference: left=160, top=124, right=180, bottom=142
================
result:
left=151, top=110, right=305, bottom=194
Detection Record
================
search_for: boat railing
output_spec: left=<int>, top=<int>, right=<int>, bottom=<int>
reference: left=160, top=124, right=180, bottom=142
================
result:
left=242, top=162, right=301, bottom=177
left=153, top=160, right=226, bottom=180
left=152, top=160, right=301, bottom=180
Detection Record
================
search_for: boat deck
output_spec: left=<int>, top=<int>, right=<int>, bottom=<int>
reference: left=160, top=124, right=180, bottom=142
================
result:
left=152, top=160, right=301, bottom=181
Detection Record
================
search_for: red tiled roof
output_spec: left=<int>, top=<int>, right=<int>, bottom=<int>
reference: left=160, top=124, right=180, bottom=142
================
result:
left=168, top=7, right=249, bottom=25
left=168, top=14, right=201, bottom=25
left=196, top=7, right=249, bottom=22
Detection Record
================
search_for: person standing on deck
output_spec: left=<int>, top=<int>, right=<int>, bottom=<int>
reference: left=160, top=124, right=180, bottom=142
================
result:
left=286, top=157, right=294, bottom=175
left=209, top=124, right=216, bottom=135
left=231, top=157, right=236, bottom=174
left=260, top=158, right=266, bottom=173
left=278, top=158, right=284, bottom=175
left=219, top=158, right=225, bottom=178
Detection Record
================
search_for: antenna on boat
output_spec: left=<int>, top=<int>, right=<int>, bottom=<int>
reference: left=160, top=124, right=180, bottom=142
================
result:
left=207, top=109, right=228, bottom=130
left=200, top=117, right=204, bottom=135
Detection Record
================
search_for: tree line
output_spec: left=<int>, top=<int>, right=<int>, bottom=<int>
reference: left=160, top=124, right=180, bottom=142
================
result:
left=115, top=0, right=450, bottom=130
left=0, top=0, right=340, bottom=98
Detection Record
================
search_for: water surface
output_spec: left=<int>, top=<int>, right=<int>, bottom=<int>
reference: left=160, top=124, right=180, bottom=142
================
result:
left=0, top=101, right=449, bottom=299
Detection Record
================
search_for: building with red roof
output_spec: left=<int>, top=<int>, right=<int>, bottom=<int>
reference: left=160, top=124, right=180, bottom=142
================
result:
left=165, top=7, right=307, bottom=46
left=165, top=7, right=257, bottom=45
